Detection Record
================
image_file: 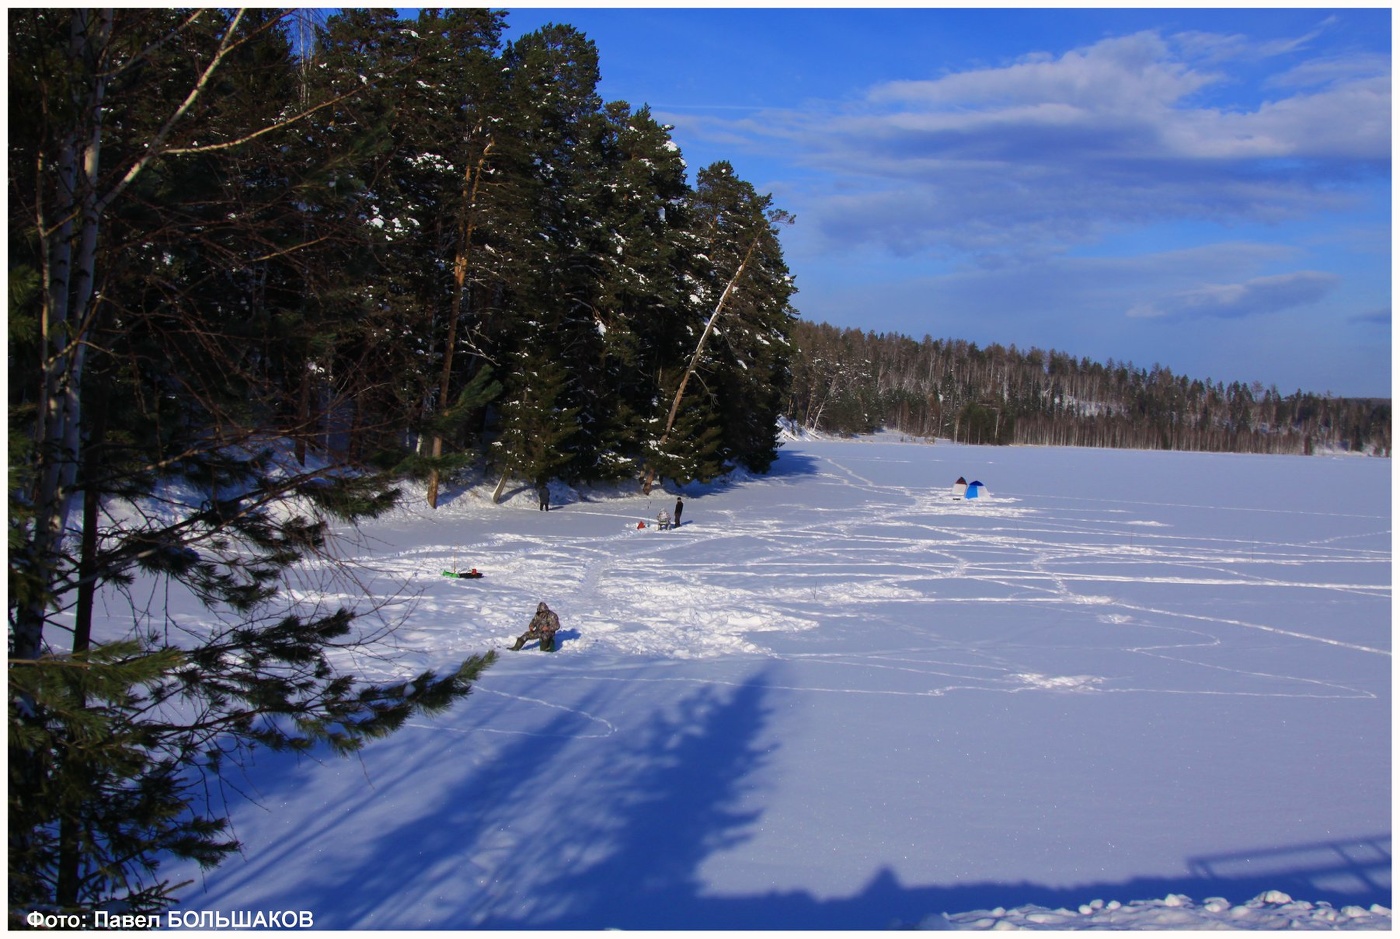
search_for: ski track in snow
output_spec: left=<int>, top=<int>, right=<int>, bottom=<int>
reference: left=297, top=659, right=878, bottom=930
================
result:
left=409, top=686, right=618, bottom=739
left=329, top=447, right=1387, bottom=718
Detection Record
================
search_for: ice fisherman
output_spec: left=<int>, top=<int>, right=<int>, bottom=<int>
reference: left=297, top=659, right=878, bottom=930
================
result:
left=673, top=496, right=684, bottom=528
left=510, top=601, right=560, bottom=651
left=536, top=481, right=550, bottom=511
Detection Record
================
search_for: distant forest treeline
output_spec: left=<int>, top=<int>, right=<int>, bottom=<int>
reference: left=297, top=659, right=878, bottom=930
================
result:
left=785, top=321, right=1391, bottom=456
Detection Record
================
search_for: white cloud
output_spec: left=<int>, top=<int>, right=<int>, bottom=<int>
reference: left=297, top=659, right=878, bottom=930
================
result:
left=701, top=27, right=1388, bottom=262
left=852, top=30, right=1389, bottom=163
left=869, top=31, right=1213, bottom=115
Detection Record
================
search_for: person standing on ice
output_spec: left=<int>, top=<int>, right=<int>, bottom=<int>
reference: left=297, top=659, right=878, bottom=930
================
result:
left=510, top=602, right=560, bottom=651
left=673, top=496, right=684, bottom=528
left=536, top=480, right=550, bottom=511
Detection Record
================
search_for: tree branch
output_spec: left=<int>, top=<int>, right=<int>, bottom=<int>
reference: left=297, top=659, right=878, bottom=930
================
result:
left=95, top=9, right=247, bottom=217
left=163, top=86, right=377, bottom=156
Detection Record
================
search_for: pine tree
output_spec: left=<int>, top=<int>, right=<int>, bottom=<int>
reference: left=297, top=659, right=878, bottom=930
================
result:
left=8, top=10, right=495, bottom=912
left=394, top=10, right=510, bottom=507
left=485, top=24, right=607, bottom=484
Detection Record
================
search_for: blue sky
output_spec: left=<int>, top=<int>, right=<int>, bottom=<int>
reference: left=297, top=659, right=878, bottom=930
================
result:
left=498, top=6, right=1391, bottom=397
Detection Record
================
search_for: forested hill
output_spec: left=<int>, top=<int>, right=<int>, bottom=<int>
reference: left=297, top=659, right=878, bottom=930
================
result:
left=785, top=320, right=1391, bottom=456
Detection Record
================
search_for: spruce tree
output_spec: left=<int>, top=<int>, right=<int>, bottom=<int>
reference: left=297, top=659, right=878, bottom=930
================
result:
left=587, top=104, right=696, bottom=480
left=490, top=342, right=582, bottom=493
left=486, top=24, right=606, bottom=484
left=642, top=162, right=796, bottom=489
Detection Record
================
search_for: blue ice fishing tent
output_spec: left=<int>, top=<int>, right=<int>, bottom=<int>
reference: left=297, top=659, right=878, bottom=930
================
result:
left=965, top=480, right=985, bottom=499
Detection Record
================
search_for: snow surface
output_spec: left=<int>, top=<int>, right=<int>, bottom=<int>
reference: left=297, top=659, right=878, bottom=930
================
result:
left=158, top=434, right=1391, bottom=930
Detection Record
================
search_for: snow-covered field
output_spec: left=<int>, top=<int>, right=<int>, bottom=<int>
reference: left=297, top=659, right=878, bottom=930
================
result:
left=163, top=434, right=1391, bottom=930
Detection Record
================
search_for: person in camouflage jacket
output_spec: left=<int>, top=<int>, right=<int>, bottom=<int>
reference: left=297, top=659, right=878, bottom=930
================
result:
left=510, top=601, right=560, bottom=651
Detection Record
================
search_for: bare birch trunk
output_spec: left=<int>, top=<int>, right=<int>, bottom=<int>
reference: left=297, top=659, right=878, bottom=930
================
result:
left=16, top=10, right=114, bottom=662
left=491, top=468, right=511, bottom=504
left=17, top=9, right=246, bottom=660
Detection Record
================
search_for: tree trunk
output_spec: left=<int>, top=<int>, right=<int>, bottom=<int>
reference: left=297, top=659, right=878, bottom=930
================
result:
left=642, top=233, right=761, bottom=494
left=71, top=383, right=109, bottom=658
left=19, top=8, right=249, bottom=660
left=295, top=363, right=310, bottom=466
left=427, top=140, right=493, bottom=508
left=16, top=10, right=114, bottom=662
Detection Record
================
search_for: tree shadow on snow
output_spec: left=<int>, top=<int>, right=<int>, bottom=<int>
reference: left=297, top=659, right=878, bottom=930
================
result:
left=765, top=448, right=822, bottom=480
left=176, top=669, right=781, bottom=928
left=472, top=669, right=780, bottom=929
left=815, top=836, right=1393, bottom=928
left=481, top=835, right=1393, bottom=930
left=461, top=671, right=1392, bottom=928
left=177, top=668, right=1390, bottom=930
left=672, top=449, right=822, bottom=499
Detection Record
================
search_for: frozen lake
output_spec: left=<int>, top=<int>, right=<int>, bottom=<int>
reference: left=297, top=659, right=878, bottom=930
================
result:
left=165, top=436, right=1391, bottom=929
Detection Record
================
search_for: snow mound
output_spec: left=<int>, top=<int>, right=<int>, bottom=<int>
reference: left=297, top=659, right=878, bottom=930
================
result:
left=778, top=417, right=834, bottom=441
left=922, top=891, right=1392, bottom=930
